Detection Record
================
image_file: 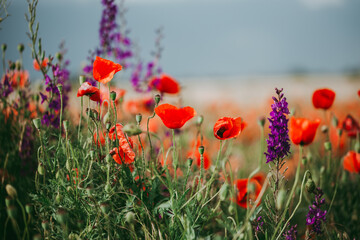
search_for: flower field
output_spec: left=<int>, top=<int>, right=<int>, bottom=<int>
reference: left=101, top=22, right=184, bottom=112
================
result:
left=1, top=0, right=360, bottom=239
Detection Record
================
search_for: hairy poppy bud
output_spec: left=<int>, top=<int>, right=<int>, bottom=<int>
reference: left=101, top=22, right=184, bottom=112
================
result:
left=79, top=75, right=86, bottom=85
left=105, top=154, right=112, bottom=164
left=57, top=84, right=63, bottom=93
left=33, top=118, right=41, bottom=130
left=105, top=184, right=111, bottom=193
left=105, top=122, right=111, bottom=132
left=196, top=192, right=202, bottom=202
left=56, top=208, right=68, bottom=225
left=25, top=204, right=33, bottom=215
left=37, top=163, right=45, bottom=175
left=198, top=146, right=204, bottom=155
left=324, top=141, right=332, bottom=151
left=6, top=184, right=17, bottom=199
left=100, top=202, right=110, bottom=215
left=5, top=196, right=12, bottom=207
left=154, top=94, right=161, bottom=105
left=196, top=115, right=204, bottom=126
left=321, top=125, right=328, bottom=134
left=332, top=116, right=338, bottom=127
left=55, top=52, right=62, bottom=61
left=65, top=159, right=72, bottom=172
left=306, top=178, right=316, bottom=193
left=136, top=113, right=142, bottom=125
left=17, top=43, right=25, bottom=53
left=257, top=116, right=266, bottom=127
left=7, top=205, right=17, bottom=219
left=123, top=123, right=142, bottom=136
left=110, top=91, right=117, bottom=101
left=228, top=203, right=236, bottom=215
left=187, top=158, right=193, bottom=168
left=15, top=60, right=21, bottom=70
left=86, top=186, right=93, bottom=196
left=125, top=211, right=136, bottom=224
left=219, top=183, right=230, bottom=201
left=1, top=43, right=7, bottom=52
left=55, top=193, right=63, bottom=204
left=63, top=120, right=69, bottom=133
left=41, top=220, right=50, bottom=231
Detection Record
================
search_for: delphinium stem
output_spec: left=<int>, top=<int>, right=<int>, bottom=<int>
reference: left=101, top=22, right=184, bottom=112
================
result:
left=57, top=86, right=63, bottom=150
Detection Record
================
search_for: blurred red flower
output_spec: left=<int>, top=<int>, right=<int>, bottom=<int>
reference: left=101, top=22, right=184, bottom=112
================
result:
left=93, top=131, right=106, bottom=146
left=155, top=103, right=196, bottom=129
left=289, top=117, right=320, bottom=146
left=312, top=88, right=335, bottom=110
left=77, top=82, right=101, bottom=102
left=149, top=74, right=180, bottom=94
left=213, top=117, right=246, bottom=140
left=234, top=178, right=262, bottom=209
left=342, top=115, right=360, bottom=138
left=109, top=124, right=135, bottom=164
left=93, top=56, right=122, bottom=84
left=4, top=70, right=29, bottom=88
left=33, top=58, right=48, bottom=71
left=343, top=151, right=360, bottom=173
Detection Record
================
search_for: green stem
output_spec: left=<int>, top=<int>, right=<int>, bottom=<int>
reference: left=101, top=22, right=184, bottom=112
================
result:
left=57, top=90, right=63, bottom=150
left=78, top=96, right=83, bottom=142
left=16, top=199, right=29, bottom=240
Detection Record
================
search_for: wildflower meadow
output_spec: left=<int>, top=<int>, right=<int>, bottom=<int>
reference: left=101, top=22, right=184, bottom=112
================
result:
left=0, top=0, right=360, bottom=239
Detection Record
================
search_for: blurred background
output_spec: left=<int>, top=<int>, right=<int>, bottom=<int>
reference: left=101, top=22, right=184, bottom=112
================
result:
left=1, top=0, right=360, bottom=106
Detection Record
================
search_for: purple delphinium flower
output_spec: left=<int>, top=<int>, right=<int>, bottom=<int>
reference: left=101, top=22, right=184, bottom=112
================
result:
left=283, top=224, right=297, bottom=240
left=264, top=88, right=290, bottom=163
left=0, top=74, right=14, bottom=97
left=306, top=187, right=327, bottom=235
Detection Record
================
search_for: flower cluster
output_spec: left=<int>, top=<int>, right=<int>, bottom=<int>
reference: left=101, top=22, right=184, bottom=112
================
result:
left=264, top=88, right=290, bottom=163
left=306, top=187, right=327, bottom=235
left=283, top=224, right=297, bottom=240
left=0, top=74, right=13, bottom=97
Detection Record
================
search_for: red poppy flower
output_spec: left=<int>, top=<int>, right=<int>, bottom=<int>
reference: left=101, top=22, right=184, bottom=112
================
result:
left=312, top=88, right=335, bottom=110
left=358, top=90, right=360, bottom=97
left=155, top=103, right=196, bottom=129
left=342, top=114, right=360, bottom=138
left=93, top=56, right=122, bottom=84
left=109, top=124, right=135, bottom=164
left=289, top=117, right=320, bottom=146
left=149, top=74, right=180, bottom=94
left=234, top=178, right=262, bottom=209
left=4, top=70, right=29, bottom=88
left=33, top=58, right=48, bottom=71
left=213, top=117, right=247, bottom=140
left=77, top=82, right=101, bottom=102
left=93, top=131, right=106, bottom=146
left=343, top=151, right=360, bottom=173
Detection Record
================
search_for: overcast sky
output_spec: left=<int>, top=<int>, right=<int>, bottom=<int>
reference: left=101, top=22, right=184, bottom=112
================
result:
left=1, top=0, right=360, bottom=78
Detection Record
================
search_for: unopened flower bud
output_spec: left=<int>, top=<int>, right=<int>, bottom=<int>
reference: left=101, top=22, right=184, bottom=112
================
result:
left=15, top=60, right=21, bottom=70
left=37, top=163, right=45, bottom=175
left=86, top=186, right=93, bottom=196
left=1, top=43, right=7, bottom=52
left=198, top=146, right=204, bottom=155
left=228, top=203, right=236, bottom=215
left=123, top=123, right=142, bottom=136
left=103, top=111, right=110, bottom=124
left=320, top=166, right=325, bottom=175
left=7, top=205, right=17, bottom=219
left=65, top=159, right=72, bottom=172
left=154, top=94, right=161, bottom=105
left=6, top=184, right=17, bottom=199
left=302, top=156, right=307, bottom=165
left=33, top=118, right=41, bottom=130
left=55, top=52, right=62, bottom=61
left=110, top=91, right=117, bottom=101
left=324, top=141, right=332, bottom=151
left=90, top=150, right=95, bottom=160
left=55, top=193, right=63, bottom=204
left=5, top=196, right=12, bottom=207
left=257, top=116, right=266, bottom=127
left=187, top=158, right=193, bottom=168
left=10, top=62, right=16, bottom=70
left=79, top=75, right=86, bottom=85
left=321, top=125, right=328, bottom=134
left=25, top=204, right=33, bottom=215
left=105, top=154, right=112, bottom=164
left=337, top=128, right=343, bottom=137
left=196, top=192, right=202, bottom=202
left=306, top=178, right=316, bottom=193
left=332, top=116, right=338, bottom=127
left=125, top=211, right=136, bottom=224
left=57, top=84, right=63, bottom=93
left=100, top=202, right=110, bottom=214
left=276, top=189, right=286, bottom=210
left=63, top=120, right=69, bottom=133
left=105, top=184, right=111, bottom=193
left=196, top=115, right=204, bottom=126
left=136, top=114, right=142, bottom=125
left=219, top=183, right=230, bottom=201
left=56, top=208, right=68, bottom=224
left=41, top=220, right=50, bottom=231
left=17, top=43, right=25, bottom=53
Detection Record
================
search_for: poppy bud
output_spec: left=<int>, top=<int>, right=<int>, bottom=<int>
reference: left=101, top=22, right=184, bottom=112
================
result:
left=276, top=189, right=286, bottom=210
left=306, top=178, right=316, bottom=193
left=196, top=115, right=204, bottom=126
left=100, top=202, right=110, bottom=215
left=125, top=211, right=136, bottom=224
left=321, top=125, right=328, bottom=134
left=324, top=141, right=332, bottom=151
left=103, top=111, right=110, bottom=124
left=15, top=60, right=21, bottom=70
left=37, top=163, right=45, bottom=175
left=105, top=184, right=111, bottom=193
left=198, top=146, right=204, bottom=155
left=56, top=208, right=68, bottom=225
left=196, top=192, right=202, bottom=202
left=219, top=183, right=230, bottom=201
left=228, top=203, right=236, bottom=215
left=10, top=62, right=16, bottom=70
left=110, top=91, right=117, bottom=101
left=90, top=150, right=95, bottom=160
left=66, top=159, right=72, bottom=172
left=63, top=120, right=69, bottom=133
left=41, top=220, right=50, bottom=230
left=57, top=84, right=63, bottom=93
left=186, top=158, right=193, bottom=168
left=123, top=123, right=142, bottom=136
left=5, top=196, right=12, bottom=207
left=6, top=184, right=17, bottom=199
left=55, top=52, right=62, bottom=61
left=1, top=43, right=7, bottom=52
left=136, top=114, right=142, bottom=125
left=79, top=75, right=86, bottom=85
left=25, top=203, right=33, bottom=215
left=33, top=234, right=42, bottom=240
left=257, top=116, right=266, bottom=127
left=7, top=205, right=17, bottom=219
left=17, top=43, right=25, bottom=53
left=332, top=116, right=338, bottom=127
left=55, top=193, right=63, bottom=204
left=154, top=94, right=161, bottom=105
left=33, top=118, right=41, bottom=130
left=105, top=154, right=112, bottom=164
left=86, top=186, right=93, bottom=196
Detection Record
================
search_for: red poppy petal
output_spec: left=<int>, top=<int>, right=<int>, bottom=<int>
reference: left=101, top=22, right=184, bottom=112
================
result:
left=93, top=56, right=122, bottom=84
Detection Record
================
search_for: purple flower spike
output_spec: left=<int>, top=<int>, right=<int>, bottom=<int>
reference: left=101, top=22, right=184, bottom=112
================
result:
left=306, top=187, right=327, bottom=235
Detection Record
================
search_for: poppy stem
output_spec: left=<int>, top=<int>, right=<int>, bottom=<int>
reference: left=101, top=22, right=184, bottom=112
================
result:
left=57, top=90, right=63, bottom=151
left=172, top=129, right=178, bottom=185
left=78, top=95, right=83, bottom=142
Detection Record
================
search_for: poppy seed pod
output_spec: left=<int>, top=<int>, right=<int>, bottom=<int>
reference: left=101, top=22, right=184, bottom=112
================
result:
left=7, top=205, right=17, bottom=219
left=105, top=154, right=112, bottom=164
left=324, top=141, right=332, bottom=151
left=33, top=118, right=41, bottom=130
left=123, top=123, right=142, bottom=136
left=10, top=62, right=16, bottom=70
left=15, top=60, right=21, bottom=70
left=41, top=220, right=50, bottom=230
left=125, top=211, right=136, bottom=224
left=17, top=43, right=25, bottom=53
left=37, top=163, right=45, bottom=175
left=321, top=125, right=328, bottom=134
left=110, top=91, right=117, bottom=101
left=100, top=202, right=110, bottom=214
left=332, top=116, right=339, bottom=127
left=196, top=192, right=202, bottom=202
left=57, top=84, right=63, bottom=93
left=79, top=75, right=86, bottom=85
left=56, top=208, right=68, bottom=225
left=136, top=113, right=142, bottom=125
left=187, top=158, right=193, bottom=168
left=1, top=43, right=7, bottom=52
left=154, top=94, right=161, bottom=105
left=306, top=178, right=316, bottom=193
left=6, top=184, right=18, bottom=199
left=257, top=116, right=266, bottom=127
left=55, top=52, right=62, bottom=61
left=198, top=146, right=205, bottom=155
